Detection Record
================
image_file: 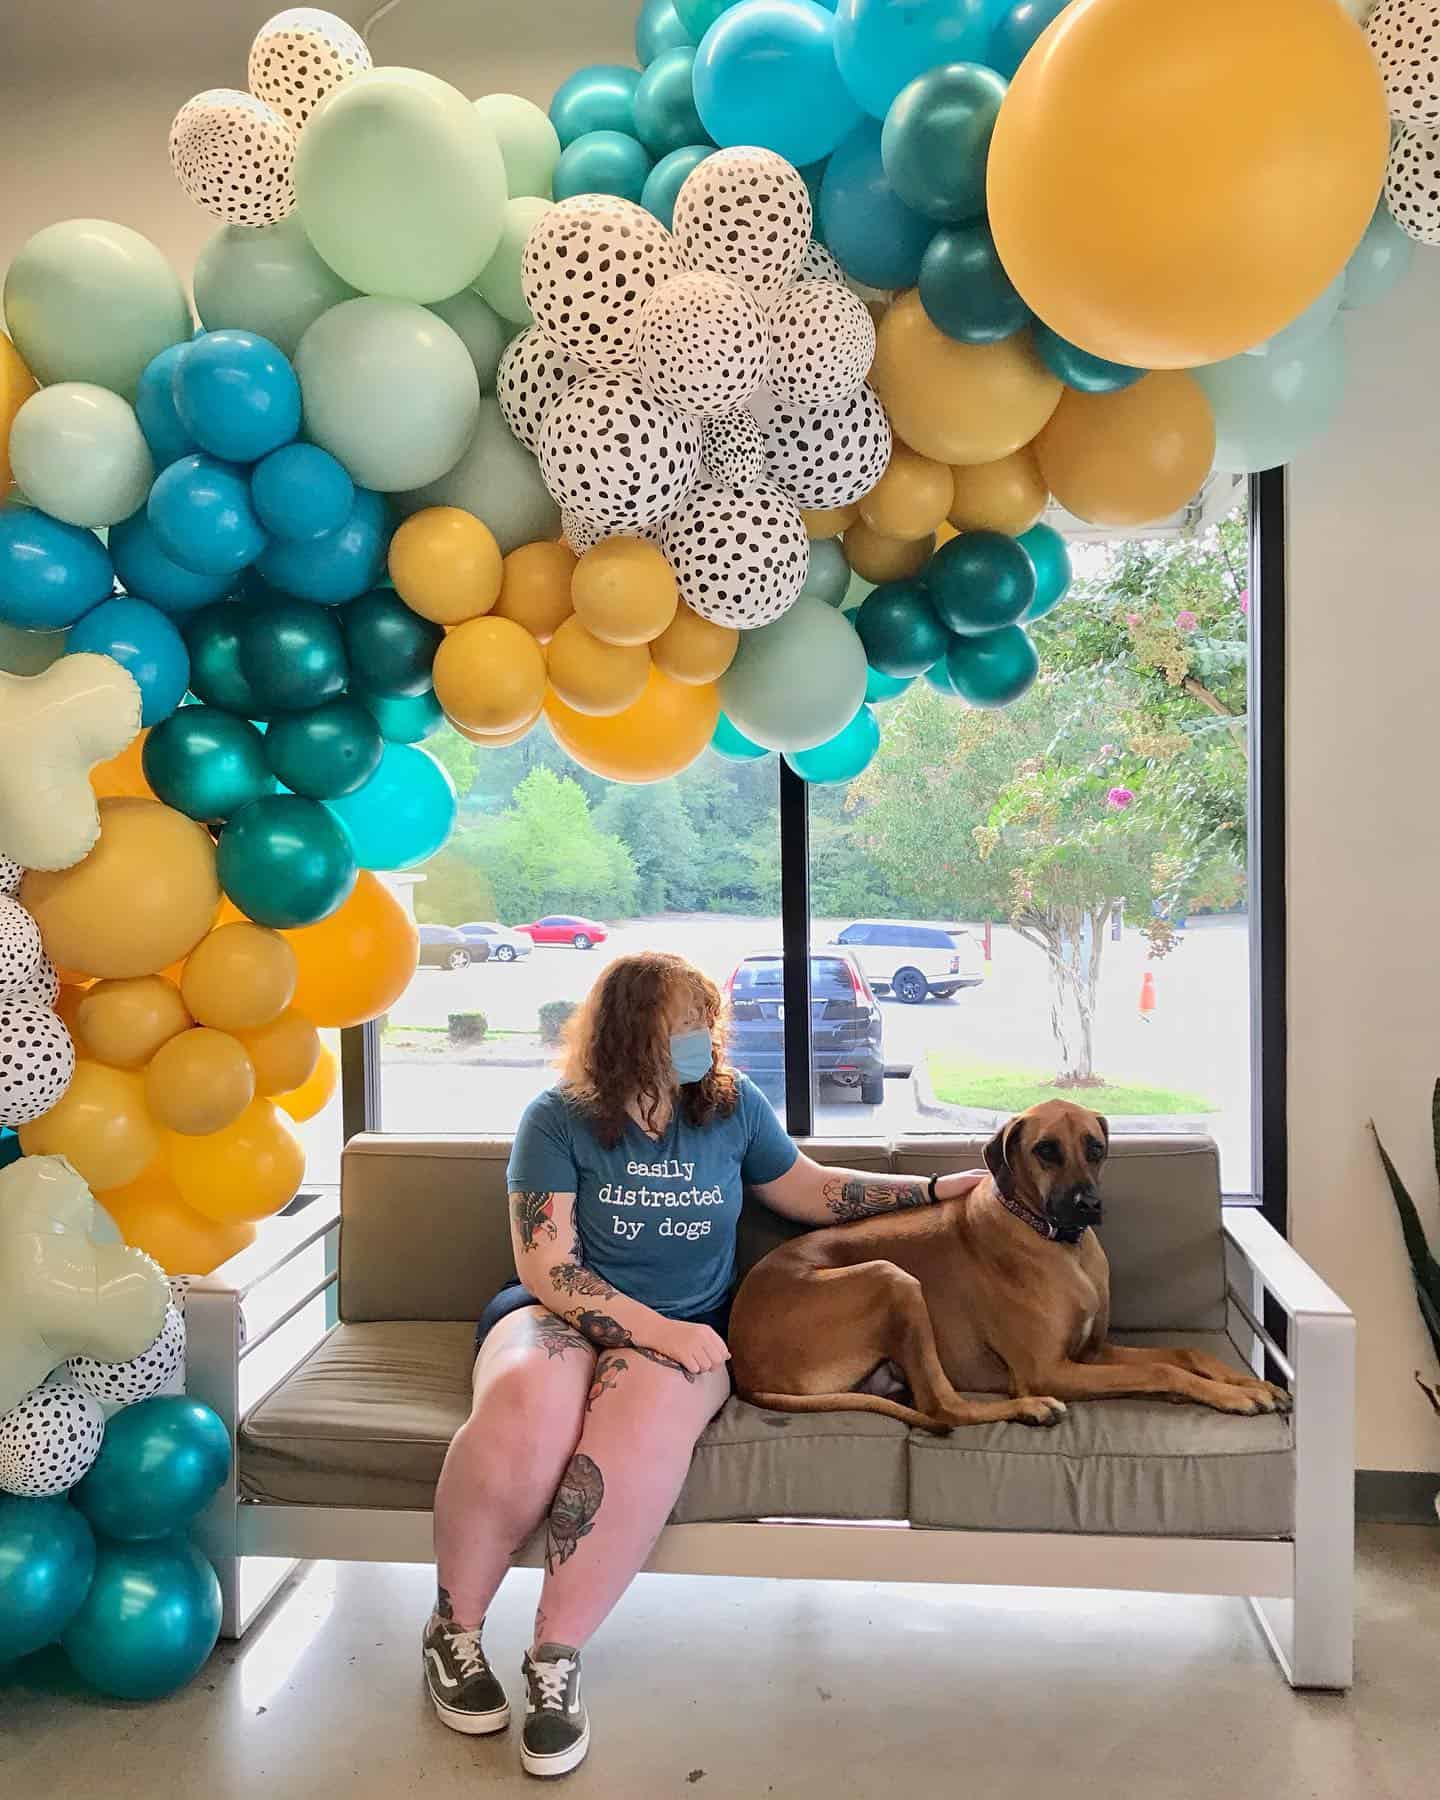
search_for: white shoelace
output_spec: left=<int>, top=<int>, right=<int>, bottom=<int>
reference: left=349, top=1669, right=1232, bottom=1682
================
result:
left=447, top=1627, right=486, bottom=1681
left=532, top=1659, right=575, bottom=1710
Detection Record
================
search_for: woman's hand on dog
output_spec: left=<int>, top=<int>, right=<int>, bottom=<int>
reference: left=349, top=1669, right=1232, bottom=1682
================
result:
left=646, top=1319, right=732, bottom=1375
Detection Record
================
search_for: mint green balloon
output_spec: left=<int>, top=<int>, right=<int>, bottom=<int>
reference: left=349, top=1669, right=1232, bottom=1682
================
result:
left=400, top=396, right=559, bottom=552
left=718, top=595, right=868, bottom=752
left=427, top=290, right=510, bottom=392
left=472, top=93, right=562, bottom=199
left=295, top=298, right=480, bottom=492
left=193, top=215, right=357, bottom=359
left=9, top=384, right=153, bottom=528
left=3, top=220, right=189, bottom=400
left=1342, top=203, right=1414, bottom=312
left=475, top=198, right=551, bottom=326
left=295, top=67, right=508, bottom=303
left=1194, top=322, right=1346, bottom=476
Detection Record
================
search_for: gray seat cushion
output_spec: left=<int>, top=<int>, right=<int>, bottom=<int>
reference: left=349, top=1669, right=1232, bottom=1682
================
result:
left=675, top=1400, right=908, bottom=1525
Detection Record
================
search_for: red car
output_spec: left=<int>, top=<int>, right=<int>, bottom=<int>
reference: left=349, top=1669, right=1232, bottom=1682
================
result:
left=513, top=914, right=609, bottom=950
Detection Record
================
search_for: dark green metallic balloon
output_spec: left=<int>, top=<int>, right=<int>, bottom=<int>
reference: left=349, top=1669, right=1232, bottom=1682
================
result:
left=929, top=530, right=1037, bottom=636
left=73, top=1397, right=230, bottom=1543
left=919, top=223, right=1029, bottom=345
left=217, top=793, right=358, bottom=928
left=1018, top=522, right=1074, bottom=622
left=342, top=587, right=444, bottom=699
left=182, top=599, right=263, bottom=715
left=1031, top=322, right=1145, bottom=394
left=142, top=705, right=274, bottom=821
left=361, top=687, right=444, bottom=744
left=263, top=697, right=384, bottom=800
left=854, top=582, right=952, bottom=678
left=880, top=62, right=1007, bottom=223
left=946, top=625, right=1040, bottom=709
left=238, top=597, right=349, bottom=716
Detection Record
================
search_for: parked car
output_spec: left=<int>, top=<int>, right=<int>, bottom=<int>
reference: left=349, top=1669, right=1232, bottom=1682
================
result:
left=417, top=924, right=487, bottom=972
left=724, top=951, right=885, bottom=1106
left=829, top=919, right=984, bottom=1005
left=456, top=920, right=532, bottom=963
left=514, top=914, right=610, bottom=950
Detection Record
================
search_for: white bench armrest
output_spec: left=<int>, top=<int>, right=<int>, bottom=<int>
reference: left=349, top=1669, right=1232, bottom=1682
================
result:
left=193, top=1190, right=340, bottom=1299
left=1223, top=1207, right=1351, bottom=1322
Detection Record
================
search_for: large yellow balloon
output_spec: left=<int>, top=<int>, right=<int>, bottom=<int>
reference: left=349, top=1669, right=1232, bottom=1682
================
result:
left=571, top=539, right=679, bottom=646
left=870, top=293, right=1063, bottom=466
left=75, top=975, right=191, bottom=1069
left=843, top=520, right=933, bottom=585
left=492, top=540, right=576, bottom=643
left=545, top=618, right=651, bottom=716
left=389, top=505, right=503, bottom=625
left=281, top=870, right=418, bottom=1028
left=433, top=614, right=547, bottom=733
left=545, top=667, right=719, bottom=784
left=454, top=711, right=542, bottom=748
left=986, top=0, right=1388, bottom=369
left=88, top=729, right=153, bottom=800
left=20, top=798, right=220, bottom=979
left=169, top=1098, right=305, bottom=1225
left=181, top=921, right=297, bottom=1031
left=20, top=1061, right=160, bottom=1192
left=859, top=446, right=954, bottom=541
left=101, top=1165, right=255, bottom=1277
left=235, top=1008, right=321, bottom=1097
left=948, top=446, right=1049, bottom=536
left=1, top=330, right=38, bottom=495
left=650, top=602, right=738, bottom=685
left=1034, top=372, right=1216, bottom=528
left=145, top=1028, right=255, bottom=1136
left=276, top=1042, right=339, bottom=1124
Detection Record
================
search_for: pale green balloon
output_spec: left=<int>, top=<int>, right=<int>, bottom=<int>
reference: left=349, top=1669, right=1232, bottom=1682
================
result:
left=0, top=621, right=68, bottom=675
left=472, top=93, right=562, bottom=199
left=427, top=289, right=510, bottom=392
left=193, top=214, right=358, bottom=358
left=719, top=596, right=869, bottom=752
left=1342, top=203, right=1414, bottom=312
left=295, top=297, right=480, bottom=492
left=1194, top=322, right=1347, bottom=476
left=399, top=394, right=559, bottom=552
left=9, top=383, right=153, bottom=528
left=295, top=67, right=508, bottom=303
left=2, top=220, right=189, bottom=400
left=475, top=197, right=550, bottom=326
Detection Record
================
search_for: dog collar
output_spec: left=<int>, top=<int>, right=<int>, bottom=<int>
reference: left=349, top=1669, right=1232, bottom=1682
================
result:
left=998, top=1188, right=1087, bottom=1246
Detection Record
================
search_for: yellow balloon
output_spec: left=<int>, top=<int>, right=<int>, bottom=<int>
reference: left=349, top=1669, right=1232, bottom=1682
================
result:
left=75, top=975, right=191, bottom=1069
left=492, top=540, right=576, bottom=643
left=54, top=982, right=89, bottom=1039
left=88, top=729, right=153, bottom=800
left=433, top=614, right=547, bottom=732
left=19, top=1061, right=160, bottom=1193
left=986, top=0, right=1388, bottom=369
left=870, top=292, right=1062, bottom=466
left=650, top=602, right=738, bottom=685
left=801, top=504, right=859, bottom=540
left=843, top=520, right=934, bottom=585
left=454, top=711, right=542, bottom=748
left=235, top=1008, right=321, bottom=1097
left=571, top=539, right=679, bottom=646
left=948, top=446, right=1050, bottom=536
left=20, top=798, right=220, bottom=980
left=101, top=1165, right=255, bottom=1277
left=276, top=1043, right=339, bottom=1124
left=388, top=505, right=503, bottom=625
left=1, top=330, right=38, bottom=495
left=181, top=921, right=297, bottom=1031
left=1033, top=372, right=1216, bottom=528
left=281, top=870, right=418, bottom=1029
left=169, top=1098, right=305, bottom=1225
left=145, top=1028, right=255, bottom=1136
left=859, top=445, right=955, bottom=540
left=545, top=666, right=719, bottom=783
left=545, top=617, right=651, bottom=716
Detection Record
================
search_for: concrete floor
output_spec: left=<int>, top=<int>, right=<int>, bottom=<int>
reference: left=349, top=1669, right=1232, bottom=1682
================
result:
left=3, top=1527, right=1435, bottom=1799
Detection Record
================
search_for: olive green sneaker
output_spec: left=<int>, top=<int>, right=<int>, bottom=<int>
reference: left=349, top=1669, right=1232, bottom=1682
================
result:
left=423, top=1611, right=510, bottom=1735
left=521, top=1642, right=590, bottom=1778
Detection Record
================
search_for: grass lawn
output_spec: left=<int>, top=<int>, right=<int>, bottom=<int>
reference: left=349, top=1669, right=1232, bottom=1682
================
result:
left=927, top=1053, right=1215, bottom=1116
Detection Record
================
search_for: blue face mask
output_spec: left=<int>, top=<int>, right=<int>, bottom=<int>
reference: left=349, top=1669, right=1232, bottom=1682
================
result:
left=669, top=1028, right=714, bottom=1085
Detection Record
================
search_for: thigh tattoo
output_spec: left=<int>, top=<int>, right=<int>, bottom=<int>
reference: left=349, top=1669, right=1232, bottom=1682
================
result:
left=546, top=1452, right=604, bottom=1572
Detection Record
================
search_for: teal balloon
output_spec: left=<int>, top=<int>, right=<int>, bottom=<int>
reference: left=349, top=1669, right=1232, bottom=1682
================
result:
left=183, top=599, right=263, bottom=714
left=865, top=663, right=913, bottom=704
left=342, top=587, right=443, bottom=698
left=694, top=0, right=863, bottom=166
left=800, top=537, right=852, bottom=607
left=147, top=453, right=267, bottom=578
left=1193, top=322, right=1346, bottom=475
left=68, top=596, right=190, bottom=726
left=634, top=48, right=708, bottom=159
left=1342, top=203, right=1414, bottom=312
left=217, top=793, right=358, bottom=927
left=819, top=118, right=934, bottom=290
left=785, top=702, right=880, bottom=784
left=110, top=507, right=235, bottom=617
left=0, top=504, right=115, bottom=630
left=854, top=582, right=951, bottom=677
left=880, top=63, right=1007, bottom=222
left=361, top=687, right=444, bottom=744
left=919, top=222, right=1029, bottom=345
left=946, top=624, right=1039, bottom=708
left=263, top=697, right=384, bottom=800
left=711, top=711, right=771, bottom=760
left=1018, top=522, right=1072, bottom=622
left=238, top=596, right=349, bottom=715
left=61, top=1538, right=221, bottom=1701
left=0, top=1127, right=22, bottom=1170
left=256, top=487, right=390, bottom=608
left=143, top=706, right=274, bottom=820
left=989, top=0, right=1071, bottom=80
left=554, top=131, right=654, bottom=204
left=327, top=744, right=457, bottom=871
left=134, top=343, right=198, bottom=469
left=72, top=1398, right=230, bottom=1544
left=642, top=146, right=714, bottom=228
left=833, top=0, right=989, bottom=119
left=638, top=0, right=697, bottom=64
left=924, top=655, right=960, bottom=696
left=0, top=1497, right=96, bottom=1662
left=1032, top=322, right=1144, bottom=393
left=928, top=530, right=1036, bottom=635
left=676, top=0, right=738, bottom=33
left=549, top=65, right=641, bottom=148
left=192, top=215, right=358, bottom=360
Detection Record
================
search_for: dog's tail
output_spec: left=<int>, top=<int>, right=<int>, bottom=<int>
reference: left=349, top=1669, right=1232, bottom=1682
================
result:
left=742, top=1390, right=949, bottom=1433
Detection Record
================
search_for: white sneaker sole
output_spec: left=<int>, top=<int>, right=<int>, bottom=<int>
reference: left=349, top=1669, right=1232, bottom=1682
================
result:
left=521, top=1717, right=591, bottom=1778
left=430, top=1691, right=511, bottom=1736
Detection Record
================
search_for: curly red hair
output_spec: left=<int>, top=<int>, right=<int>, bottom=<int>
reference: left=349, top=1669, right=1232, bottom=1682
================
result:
left=558, top=952, right=739, bottom=1148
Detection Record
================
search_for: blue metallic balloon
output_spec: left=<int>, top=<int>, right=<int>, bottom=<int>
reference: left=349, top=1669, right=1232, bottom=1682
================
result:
left=173, top=330, right=301, bottom=465
left=326, top=743, right=457, bottom=871
left=634, top=47, right=708, bottom=159
left=67, top=595, right=191, bottom=725
left=251, top=442, right=355, bottom=543
left=637, top=0, right=696, bottom=65
left=553, top=131, right=653, bottom=204
left=143, top=705, right=274, bottom=821
left=711, top=711, right=771, bottom=760
left=147, top=453, right=268, bottom=577
left=834, top=0, right=989, bottom=118
left=133, top=343, right=198, bottom=469
left=73, top=1398, right=231, bottom=1543
left=881, top=63, right=1007, bottom=223
left=1031, top=322, right=1145, bottom=393
left=360, top=687, right=445, bottom=744
left=784, top=702, right=880, bottom=784
left=641, top=145, right=714, bottom=228
left=61, top=1537, right=221, bottom=1700
left=255, top=487, right=389, bottom=607
left=820, top=119, right=934, bottom=290
left=549, top=65, right=642, bottom=147
left=218, top=793, right=358, bottom=927
left=989, top=0, right=1070, bottom=80
left=1018, top=522, right=1073, bottom=623
left=0, top=504, right=114, bottom=630
left=109, top=507, right=235, bottom=616
left=0, top=1496, right=96, bottom=1663
left=694, top=0, right=863, bottom=166
left=919, top=223, right=1029, bottom=345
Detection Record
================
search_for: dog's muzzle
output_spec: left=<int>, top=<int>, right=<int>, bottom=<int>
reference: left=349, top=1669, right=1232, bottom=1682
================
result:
left=1053, top=1185, right=1103, bottom=1232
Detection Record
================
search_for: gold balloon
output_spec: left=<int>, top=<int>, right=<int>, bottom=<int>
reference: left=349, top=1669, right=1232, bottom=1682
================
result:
left=282, top=871, right=418, bottom=1030
left=433, top=614, right=547, bottom=733
left=235, top=1008, right=321, bottom=1097
left=870, top=292, right=1063, bottom=466
left=545, top=667, right=719, bottom=784
left=2, top=329, right=38, bottom=495
left=388, top=505, right=502, bottom=625
left=948, top=446, right=1050, bottom=536
left=650, top=602, right=738, bottom=685
left=145, top=1028, right=256, bottom=1136
left=182, top=921, right=297, bottom=1031
left=88, top=729, right=153, bottom=800
left=546, top=618, right=651, bottom=716
left=75, top=975, right=191, bottom=1069
left=454, top=711, right=542, bottom=748
left=492, top=540, right=576, bottom=643
left=20, top=1061, right=160, bottom=1193
left=1033, top=372, right=1216, bottom=528
left=859, top=445, right=955, bottom=540
left=986, top=0, right=1389, bottom=368
left=276, top=1042, right=339, bottom=1124
left=801, top=504, right=859, bottom=540
left=843, top=519, right=934, bottom=584
left=101, top=1165, right=255, bottom=1277
left=169, top=1098, right=305, bottom=1225
left=571, top=539, right=679, bottom=646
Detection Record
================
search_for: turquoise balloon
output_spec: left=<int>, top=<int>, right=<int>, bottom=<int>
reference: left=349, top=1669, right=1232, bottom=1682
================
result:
left=61, top=1538, right=221, bottom=1701
left=946, top=624, right=1039, bottom=708
left=251, top=442, right=355, bottom=544
left=694, top=0, right=863, bottom=165
left=639, top=0, right=697, bottom=64
left=854, top=582, right=951, bottom=677
left=183, top=599, right=262, bottom=714
left=1342, top=203, right=1414, bottom=312
left=256, top=487, right=390, bottom=607
left=8, top=382, right=154, bottom=529
left=928, top=530, right=1036, bottom=635
left=549, top=65, right=642, bottom=148
left=677, top=0, right=738, bottom=33
left=327, top=744, right=457, bottom=870
left=173, top=329, right=300, bottom=465
left=147, top=453, right=268, bottom=578
left=800, top=537, right=852, bottom=607
left=0, top=1497, right=96, bottom=1662
left=134, top=343, right=198, bottom=469
left=68, top=596, right=191, bottom=725
left=110, top=507, right=234, bottom=616
left=1193, top=322, right=1346, bottom=475
left=143, top=705, right=274, bottom=820
left=925, top=655, right=961, bottom=696
left=342, top=587, right=443, bottom=697
left=834, top=0, right=989, bottom=118
left=0, top=504, right=115, bottom=630
left=711, top=711, right=771, bottom=760
left=470, top=93, right=561, bottom=200
left=642, top=146, right=714, bottom=228
left=989, top=0, right=1071, bottom=80
left=820, top=119, right=934, bottom=289
left=0, top=1127, right=22, bottom=1170
left=218, top=793, right=358, bottom=927
left=634, top=48, right=707, bottom=159
left=73, top=1398, right=230, bottom=1543
left=360, top=687, right=444, bottom=744
left=785, top=702, right=880, bottom=784
left=263, top=697, right=383, bottom=800
left=1032, top=322, right=1145, bottom=393
left=920, top=223, right=1029, bottom=345
left=192, top=215, right=358, bottom=360
left=1018, top=523, right=1073, bottom=622
left=238, top=596, right=349, bottom=715
left=719, top=595, right=868, bottom=752
left=880, top=63, right=1007, bottom=222
left=865, top=664, right=914, bottom=704
left=554, top=131, right=653, bottom=204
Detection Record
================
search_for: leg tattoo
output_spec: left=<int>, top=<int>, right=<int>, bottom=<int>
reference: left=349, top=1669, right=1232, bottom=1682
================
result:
left=587, top=1356, right=628, bottom=1410
left=534, top=1312, right=590, bottom=1359
left=546, top=1453, right=604, bottom=1574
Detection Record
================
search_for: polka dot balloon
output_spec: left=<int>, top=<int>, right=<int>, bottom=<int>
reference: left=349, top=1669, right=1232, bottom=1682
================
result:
left=795, top=241, right=846, bottom=286
left=702, top=410, right=767, bottom=489
left=638, top=272, right=770, bottom=418
left=521, top=195, right=681, bottom=371
left=671, top=147, right=812, bottom=302
left=0, top=1000, right=76, bottom=1129
left=8, top=955, right=59, bottom=1010
left=1386, top=125, right=1440, bottom=243
left=661, top=481, right=810, bottom=628
left=540, top=370, right=703, bottom=530
left=0, top=1383, right=106, bottom=1497
left=764, top=383, right=892, bottom=510
left=68, top=1302, right=186, bottom=1408
left=767, top=282, right=876, bottom=411
left=248, top=7, right=374, bottom=130
left=0, top=896, right=42, bottom=999
left=0, top=857, right=20, bottom=896
left=561, top=511, right=661, bottom=556
left=1367, top=1, right=1440, bottom=125
left=497, top=328, right=584, bottom=455
left=169, top=88, right=296, bottom=228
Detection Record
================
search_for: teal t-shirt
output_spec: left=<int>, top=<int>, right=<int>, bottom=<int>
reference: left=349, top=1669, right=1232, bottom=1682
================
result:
left=506, top=1075, right=798, bottom=1318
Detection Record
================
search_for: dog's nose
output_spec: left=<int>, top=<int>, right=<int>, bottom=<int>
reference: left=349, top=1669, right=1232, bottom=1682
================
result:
left=1069, top=1187, right=1103, bottom=1221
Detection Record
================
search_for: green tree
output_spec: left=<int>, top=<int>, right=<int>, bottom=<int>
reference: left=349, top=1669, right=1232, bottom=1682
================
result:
left=594, top=783, right=703, bottom=913
left=425, top=725, right=479, bottom=807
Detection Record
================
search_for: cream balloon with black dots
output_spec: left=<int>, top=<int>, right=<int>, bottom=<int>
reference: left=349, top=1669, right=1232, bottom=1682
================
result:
left=497, top=328, right=584, bottom=455
left=764, top=383, right=893, bottom=510
left=661, top=481, right=810, bottom=629
left=169, top=88, right=297, bottom=228
left=0, top=1383, right=106, bottom=1498
left=248, top=7, right=373, bottom=131
left=539, top=371, right=702, bottom=531
left=672, top=148, right=813, bottom=302
left=0, top=856, right=21, bottom=897
left=67, top=1302, right=187, bottom=1408
left=0, top=1000, right=76, bottom=1129
left=638, top=272, right=770, bottom=418
left=767, top=282, right=876, bottom=411
left=1386, top=124, right=1440, bottom=242
left=0, top=895, right=42, bottom=999
left=1368, top=1, right=1440, bottom=125
left=701, top=410, right=767, bottom=490
left=521, top=196, right=681, bottom=372
left=561, top=512, right=661, bottom=557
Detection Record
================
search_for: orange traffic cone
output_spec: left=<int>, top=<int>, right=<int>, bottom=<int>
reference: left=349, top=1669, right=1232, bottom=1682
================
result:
left=1138, top=971, right=1156, bottom=1020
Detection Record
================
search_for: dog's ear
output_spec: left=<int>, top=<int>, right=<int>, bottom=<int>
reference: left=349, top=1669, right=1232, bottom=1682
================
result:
left=1094, top=1114, right=1110, bottom=1149
left=984, top=1119, right=1022, bottom=1197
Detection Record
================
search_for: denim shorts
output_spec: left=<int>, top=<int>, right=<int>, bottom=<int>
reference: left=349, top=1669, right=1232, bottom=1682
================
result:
left=474, top=1279, right=733, bottom=1356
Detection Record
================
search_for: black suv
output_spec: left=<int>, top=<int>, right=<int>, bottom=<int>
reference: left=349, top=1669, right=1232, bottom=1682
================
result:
left=724, top=952, right=885, bottom=1106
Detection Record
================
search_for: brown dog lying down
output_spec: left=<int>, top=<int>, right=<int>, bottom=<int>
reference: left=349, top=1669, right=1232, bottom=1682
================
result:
left=729, top=1100, right=1290, bottom=1433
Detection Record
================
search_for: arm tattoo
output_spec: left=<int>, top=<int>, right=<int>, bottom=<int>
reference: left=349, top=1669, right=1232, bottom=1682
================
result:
left=533, top=1312, right=590, bottom=1359
left=549, top=1263, right=617, bottom=1300
left=546, top=1452, right=604, bottom=1572
left=823, top=1177, right=928, bottom=1223
left=587, top=1355, right=628, bottom=1409
left=561, top=1308, right=698, bottom=1383
left=512, top=1190, right=558, bottom=1253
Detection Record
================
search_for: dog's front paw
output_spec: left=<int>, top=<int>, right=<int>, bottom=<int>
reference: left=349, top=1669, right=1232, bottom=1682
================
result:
left=1013, top=1396, right=1067, bottom=1428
